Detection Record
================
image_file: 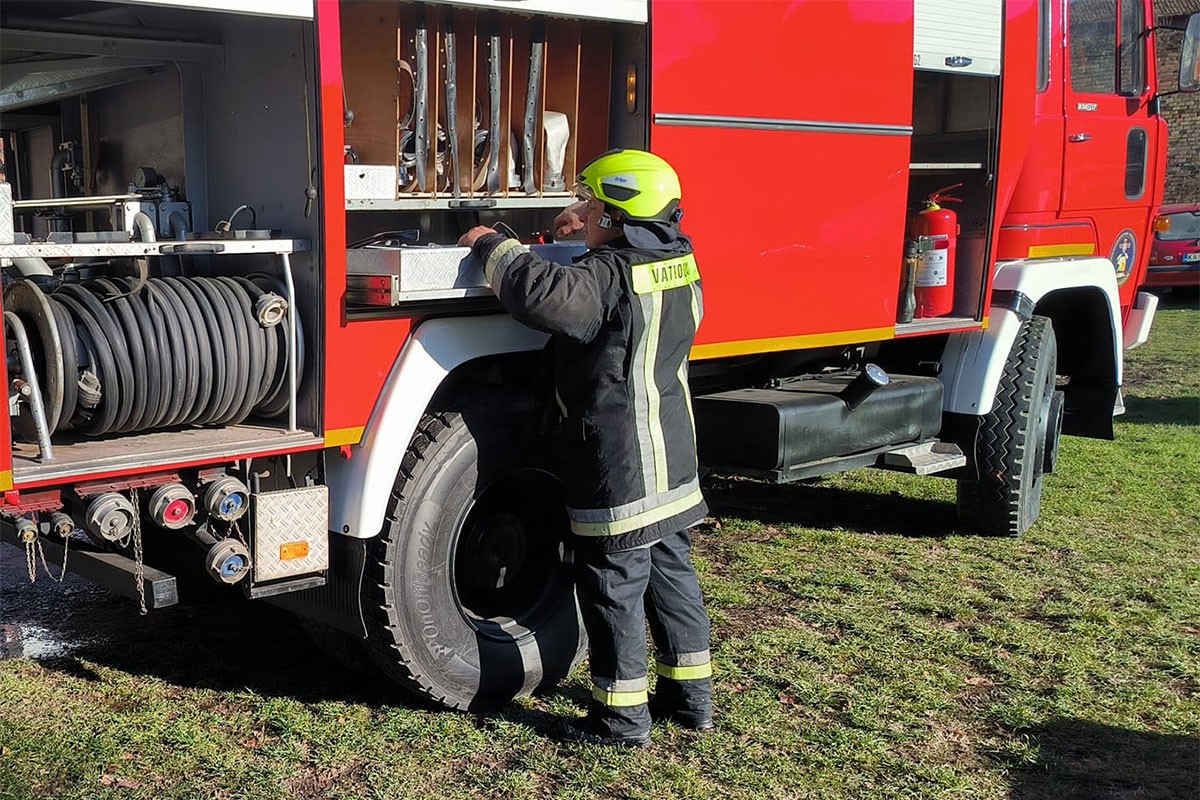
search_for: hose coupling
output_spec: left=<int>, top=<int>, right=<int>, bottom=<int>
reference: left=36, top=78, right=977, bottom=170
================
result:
left=84, top=493, right=137, bottom=542
left=254, top=293, right=288, bottom=328
left=148, top=483, right=197, bottom=530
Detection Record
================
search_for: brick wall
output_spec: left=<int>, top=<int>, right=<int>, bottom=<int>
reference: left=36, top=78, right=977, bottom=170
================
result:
left=1158, top=15, right=1200, bottom=203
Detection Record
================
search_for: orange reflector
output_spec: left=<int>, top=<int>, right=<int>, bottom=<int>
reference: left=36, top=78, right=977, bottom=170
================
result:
left=1153, top=216, right=1171, bottom=233
left=279, top=541, right=309, bottom=560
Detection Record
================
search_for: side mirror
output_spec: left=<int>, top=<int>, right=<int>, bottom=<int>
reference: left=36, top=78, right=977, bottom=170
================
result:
left=1181, top=14, right=1200, bottom=92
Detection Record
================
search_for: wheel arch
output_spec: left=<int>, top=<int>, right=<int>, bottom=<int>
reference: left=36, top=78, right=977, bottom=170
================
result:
left=939, top=257, right=1122, bottom=439
left=326, top=315, right=548, bottom=539
left=1031, top=286, right=1119, bottom=438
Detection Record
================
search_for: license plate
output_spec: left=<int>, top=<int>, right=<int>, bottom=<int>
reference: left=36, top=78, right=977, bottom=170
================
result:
left=1183, top=252, right=1200, bottom=263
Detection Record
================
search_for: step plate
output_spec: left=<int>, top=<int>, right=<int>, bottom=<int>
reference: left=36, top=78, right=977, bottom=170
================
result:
left=881, top=442, right=967, bottom=475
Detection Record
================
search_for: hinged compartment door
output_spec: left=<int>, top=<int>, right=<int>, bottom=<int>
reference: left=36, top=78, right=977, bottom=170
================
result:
left=650, top=0, right=914, bottom=356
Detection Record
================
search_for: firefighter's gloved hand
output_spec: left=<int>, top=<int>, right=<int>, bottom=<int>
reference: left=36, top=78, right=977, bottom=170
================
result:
left=554, top=201, right=588, bottom=239
left=458, top=226, right=498, bottom=248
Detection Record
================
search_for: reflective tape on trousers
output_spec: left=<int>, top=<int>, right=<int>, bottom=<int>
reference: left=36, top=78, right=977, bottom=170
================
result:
left=655, top=661, right=713, bottom=681
left=592, top=686, right=649, bottom=707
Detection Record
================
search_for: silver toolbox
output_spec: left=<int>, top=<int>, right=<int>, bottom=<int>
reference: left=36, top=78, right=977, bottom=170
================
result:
left=346, top=242, right=586, bottom=305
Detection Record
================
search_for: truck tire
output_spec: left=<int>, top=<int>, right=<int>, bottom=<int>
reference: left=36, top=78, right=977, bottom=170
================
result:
left=957, top=315, right=1058, bottom=537
left=363, top=391, right=585, bottom=710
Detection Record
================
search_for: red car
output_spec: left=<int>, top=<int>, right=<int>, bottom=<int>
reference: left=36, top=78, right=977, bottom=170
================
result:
left=1146, top=203, right=1200, bottom=288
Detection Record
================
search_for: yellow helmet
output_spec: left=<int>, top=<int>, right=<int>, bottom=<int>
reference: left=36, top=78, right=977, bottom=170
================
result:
left=576, top=149, right=682, bottom=224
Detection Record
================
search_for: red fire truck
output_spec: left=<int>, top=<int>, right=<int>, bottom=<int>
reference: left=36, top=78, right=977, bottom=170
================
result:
left=0, top=0, right=1196, bottom=709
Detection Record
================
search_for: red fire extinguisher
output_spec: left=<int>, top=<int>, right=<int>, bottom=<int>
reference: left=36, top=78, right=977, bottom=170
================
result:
left=908, top=184, right=962, bottom=318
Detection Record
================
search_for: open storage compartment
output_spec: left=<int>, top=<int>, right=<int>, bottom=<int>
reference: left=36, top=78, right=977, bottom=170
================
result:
left=898, top=69, right=999, bottom=332
left=340, top=1, right=645, bottom=311
left=0, top=1, right=325, bottom=483
left=342, top=1, right=616, bottom=208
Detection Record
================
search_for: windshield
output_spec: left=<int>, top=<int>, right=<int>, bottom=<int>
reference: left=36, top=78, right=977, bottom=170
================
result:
left=1157, top=212, right=1200, bottom=241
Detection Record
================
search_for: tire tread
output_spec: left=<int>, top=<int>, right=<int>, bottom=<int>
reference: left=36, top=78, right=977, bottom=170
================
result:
left=957, top=315, right=1054, bottom=537
left=363, top=410, right=467, bottom=708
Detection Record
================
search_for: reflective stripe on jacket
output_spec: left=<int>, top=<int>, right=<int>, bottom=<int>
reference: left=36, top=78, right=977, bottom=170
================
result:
left=473, top=231, right=708, bottom=552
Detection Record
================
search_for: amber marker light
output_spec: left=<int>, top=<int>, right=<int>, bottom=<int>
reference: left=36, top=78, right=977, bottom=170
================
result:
left=280, top=542, right=310, bottom=560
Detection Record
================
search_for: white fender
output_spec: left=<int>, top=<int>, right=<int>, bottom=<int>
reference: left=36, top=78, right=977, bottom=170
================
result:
left=939, top=257, right=1123, bottom=415
left=326, top=315, right=548, bottom=538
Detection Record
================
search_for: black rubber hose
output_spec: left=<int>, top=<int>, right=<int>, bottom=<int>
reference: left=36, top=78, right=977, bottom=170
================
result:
left=68, top=327, right=104, bottom=431
left=31, top=273, right=305, bottom=437
left=171, top=277, right=229, bottom=426
left=143, top=281, right=190, bottom=428
left=191, top=277, right=240, bottom=424
left=104, top=288, right=150, bottom=432
left=199, top=277, right=253, bottom=425
left=189, top=278, right=239, bottom=425
left=82, top=280, right=150, bottom=433
left=255, top=310, right=289, bottom=415
left=55, top=284, right=137, bottom=434
left=230, top=276, right=279, bottom=407
left=112, top=277, right=171, bottom=430
left=248, top=274, right=303, bottom=418
left=154, top=278, right=208, bottom=424
left=214, top=276, right=265, bottom=423
left=154, top=277, right=204, bottom=424
left=161, top=277, right=216, bottom=426
left=49, top=294, right=121, bottom=435
left=90, top=279, right=159, bottom=432
left=55, top=284, right=129, bottom=433
left=136, top=278, right=178, bottom=429
left=49, top=301, right=79, bottom=432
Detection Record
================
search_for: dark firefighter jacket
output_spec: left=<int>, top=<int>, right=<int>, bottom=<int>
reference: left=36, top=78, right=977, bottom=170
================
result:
left=471, top=229, right=708, bottom=552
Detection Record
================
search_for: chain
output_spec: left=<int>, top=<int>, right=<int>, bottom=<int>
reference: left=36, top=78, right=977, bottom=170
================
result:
left=25, top=537, right=36, bottom=583
left=58, top=526, right=71, bottom=582
left=36, top=529, right=69, bottom=584
left=130, top=488, right=147, bottom=615
left=231, top=519, right=248, bottom=548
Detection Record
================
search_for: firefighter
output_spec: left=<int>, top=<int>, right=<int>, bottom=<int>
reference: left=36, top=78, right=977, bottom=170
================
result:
left=459, top=149, right=713, bottom=747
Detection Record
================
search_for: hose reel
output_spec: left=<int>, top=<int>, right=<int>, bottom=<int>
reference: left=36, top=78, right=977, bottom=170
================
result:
left=4, top=275, right=304, bottom=440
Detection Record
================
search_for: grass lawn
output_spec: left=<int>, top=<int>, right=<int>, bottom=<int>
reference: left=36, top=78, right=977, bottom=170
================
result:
left=1, top=299, right=1197, bottom=800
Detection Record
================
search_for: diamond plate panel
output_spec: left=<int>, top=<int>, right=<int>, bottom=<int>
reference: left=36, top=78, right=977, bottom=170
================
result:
left=252, top=485, right=329, bottom=582
left=346, top=242, right=584, bottom=286
left=0, top=182, right=13, bottom=245
left=344, top=165, right=397, bottom=200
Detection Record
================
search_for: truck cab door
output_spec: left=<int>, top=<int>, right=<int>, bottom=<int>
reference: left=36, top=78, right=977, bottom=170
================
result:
left=1060, top=0, right=1159, bottom=301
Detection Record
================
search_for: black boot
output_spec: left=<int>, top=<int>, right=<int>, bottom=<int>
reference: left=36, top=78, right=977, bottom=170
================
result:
left=553, top=714, right=652, bottom=748
left=648, top=681, right=710, bottom=729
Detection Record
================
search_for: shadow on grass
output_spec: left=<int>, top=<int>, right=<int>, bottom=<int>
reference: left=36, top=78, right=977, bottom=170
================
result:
left=31, top=591, right=583, bottom=732
left=1120, top=396, right=1200, bottom=426
left=702, top=478, right=959, bottom=538
left=1005, top=717, right=1199, bottom=800
left=36, top=594, right=399, bottom=706
left=2, top=548, right=583, bottom=728
left=0, top=544, right=402, bottom=706
left=1146, top=286, right=1199, bottom=311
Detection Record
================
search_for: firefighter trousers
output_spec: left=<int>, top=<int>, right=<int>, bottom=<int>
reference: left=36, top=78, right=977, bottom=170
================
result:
left=573, top=529, right=713, bottom=737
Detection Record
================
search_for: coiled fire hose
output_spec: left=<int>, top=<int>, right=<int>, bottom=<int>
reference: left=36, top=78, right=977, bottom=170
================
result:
left=4, top=275, right=302, bottom=438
